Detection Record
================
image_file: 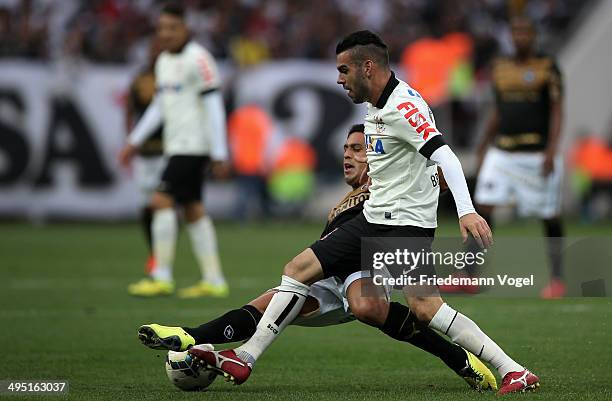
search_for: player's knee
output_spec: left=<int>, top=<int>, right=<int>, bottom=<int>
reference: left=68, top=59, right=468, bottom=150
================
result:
left=151, top=192, right=174, bottom=210
left=282, top=249, right=322, bottom=284
left=184, top=202, right=204, bottom=223
left=283, top=258, right=305, bottom=279
left=411, top=306, right=432, bottom=323
left=409, top=297, right=440, bottom=323
left=350, top=297, right=387, bottom=326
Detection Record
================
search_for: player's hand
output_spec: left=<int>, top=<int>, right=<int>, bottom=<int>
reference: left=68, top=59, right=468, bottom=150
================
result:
left=459, top=212, right=493, bottom=248
left=542, top=153, right=555, bottom=176
left=118, top=144, right=137, bottom=168
left=211, top=160, right=231, bottom=180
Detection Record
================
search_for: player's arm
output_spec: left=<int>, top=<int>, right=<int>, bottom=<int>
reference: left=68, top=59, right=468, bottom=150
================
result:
left=119, top=96, right=163, bottom=166
left=543, top=63, right=564, bottom=176
left=201, top=90, right=231, bottom=178
left=397, top=98, right=492, bottom=247
left=426, top=141, right=493, bottom=248
left=194, top=49, right=230, bottom=178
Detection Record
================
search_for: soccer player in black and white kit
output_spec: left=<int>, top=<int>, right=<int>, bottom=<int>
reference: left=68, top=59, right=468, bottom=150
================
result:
left=137, top=124, right=497, bottom=391
left=125, top=38, right=165, bottom=276
left=474, top=17, right=565, bottom=298
left=191, top=31, right=540, bottom=395
left=120, top=4, right=229, bottom=298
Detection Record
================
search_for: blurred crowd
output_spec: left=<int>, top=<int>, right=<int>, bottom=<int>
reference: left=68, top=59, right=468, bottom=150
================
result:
left=0, top=0, right=591, bottom=69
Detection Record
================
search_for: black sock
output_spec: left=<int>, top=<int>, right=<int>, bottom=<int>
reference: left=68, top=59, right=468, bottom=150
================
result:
left=409, top=328, right=468, bottom=373
left=141, top=206, right=154, bottom=255
left=543, top=218, right=564, bottom=279
left=379, top=301, right=419, bottom=340
left=380, top=302, right=467, bottom=373
left=183, top=305, right=262, bottom=344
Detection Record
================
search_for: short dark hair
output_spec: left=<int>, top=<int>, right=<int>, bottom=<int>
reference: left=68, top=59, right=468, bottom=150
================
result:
left=336, top=30, right=389, bottom=67
left=347, top=124, right=365, bottom=137
left=161, top=2, right=185, bottom=19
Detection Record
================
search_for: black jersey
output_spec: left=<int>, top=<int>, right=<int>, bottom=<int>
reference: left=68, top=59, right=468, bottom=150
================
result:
left=491, top=55, right=562, bottom=152
left=320, top=184, right=369, bottom=238
left=128, top=69, right=163, bottom=157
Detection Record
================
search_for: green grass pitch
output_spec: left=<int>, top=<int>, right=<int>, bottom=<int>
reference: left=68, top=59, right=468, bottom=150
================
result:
left=1, top=220, right=611, bottom=400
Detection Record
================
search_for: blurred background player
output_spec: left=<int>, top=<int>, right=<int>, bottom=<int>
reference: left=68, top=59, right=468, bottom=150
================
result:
left=473, top=16, right=566, bottom=298
left=125, top=38, right=165, bottom=276
left=120, top=3, right=230, bottom=298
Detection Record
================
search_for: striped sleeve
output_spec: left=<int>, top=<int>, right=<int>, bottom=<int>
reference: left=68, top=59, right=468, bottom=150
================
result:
left=193, top=47, right=220, bottom=93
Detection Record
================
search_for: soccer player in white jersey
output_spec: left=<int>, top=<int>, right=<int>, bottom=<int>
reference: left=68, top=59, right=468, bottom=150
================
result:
left=190, top=31, right=540, bottom=395
left=136, top=125, right=497, bottom=391
left=119, top=4, right=229, bottom=298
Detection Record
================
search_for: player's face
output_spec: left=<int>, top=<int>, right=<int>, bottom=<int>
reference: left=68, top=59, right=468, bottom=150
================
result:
left=511, top=19, right=535, bottom=56
left=336, top=51, right=369, bottom=104
left=157, top=13, right=189, bottom=52
left=343, top=131, right=366, bottom=187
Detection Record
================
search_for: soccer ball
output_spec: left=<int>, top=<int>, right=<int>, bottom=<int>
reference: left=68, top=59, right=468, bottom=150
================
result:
left=165, top=344, right=217, bottom=391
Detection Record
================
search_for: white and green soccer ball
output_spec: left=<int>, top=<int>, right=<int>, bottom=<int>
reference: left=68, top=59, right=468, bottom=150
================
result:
left=165, top=344, right=217, bottom=391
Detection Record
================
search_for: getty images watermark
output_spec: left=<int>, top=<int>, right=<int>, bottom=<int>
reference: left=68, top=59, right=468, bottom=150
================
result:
left=360, top=237, right=611, bottom=297
left=370, top=248, right=534, bottom=288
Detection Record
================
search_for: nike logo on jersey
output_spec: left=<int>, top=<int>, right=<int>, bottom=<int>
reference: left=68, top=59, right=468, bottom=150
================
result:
left=396, top=101, right=438, bottom=140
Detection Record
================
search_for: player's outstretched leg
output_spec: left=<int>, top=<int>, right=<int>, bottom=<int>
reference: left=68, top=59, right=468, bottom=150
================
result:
left=347, top=279, right=497, bottom=392
left=189, top=249, right=318, bottom=384
left=189, top=275, right=309, bottom=384
left=420, top=299, right=539, bottom=395
left=377, top=303, right=497, bottom=391
left=138, top=324, right=195, bottom=351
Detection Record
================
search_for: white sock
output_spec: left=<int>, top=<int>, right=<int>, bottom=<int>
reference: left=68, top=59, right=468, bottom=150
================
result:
left=151, top=208, right=177, bottom=282
left=187, top=215, right=226, bottom=286
left=235, top=275, right=309, bottom=365
left=429, top=303, right=523, bottom=377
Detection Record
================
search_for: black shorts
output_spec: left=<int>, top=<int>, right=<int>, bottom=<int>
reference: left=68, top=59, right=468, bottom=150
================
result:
left=157, top=155, right=210, bottom=204
left=310, top=212, right=435, bottom=282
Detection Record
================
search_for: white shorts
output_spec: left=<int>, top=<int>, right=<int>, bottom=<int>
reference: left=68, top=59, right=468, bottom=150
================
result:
left=288, top=270, right=392, bottom=327
left=474, top=148, right=562, bottom=219
left=133, top=156, right=166, bottom=200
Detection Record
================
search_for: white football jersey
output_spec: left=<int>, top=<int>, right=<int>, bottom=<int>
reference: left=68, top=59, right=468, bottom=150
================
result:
left=155, top=41, right=220, bottom=155
left=363, top=73, right=445, bottom=228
